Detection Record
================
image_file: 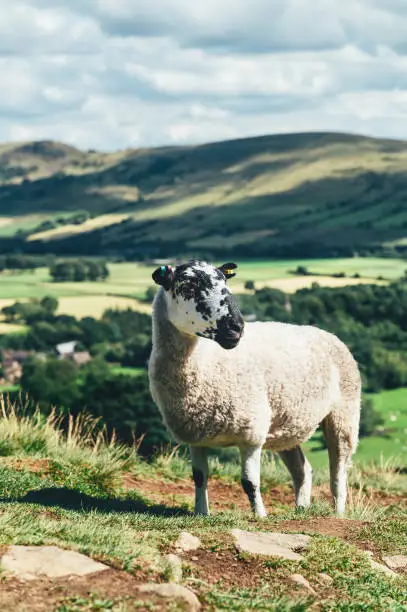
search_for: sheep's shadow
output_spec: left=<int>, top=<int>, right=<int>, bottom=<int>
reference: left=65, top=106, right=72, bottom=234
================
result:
left=5, top=487, right=191, bottom=517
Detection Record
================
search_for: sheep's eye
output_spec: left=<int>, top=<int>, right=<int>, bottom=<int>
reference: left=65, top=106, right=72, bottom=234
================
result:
left=180, top=284, right=195, bottom=299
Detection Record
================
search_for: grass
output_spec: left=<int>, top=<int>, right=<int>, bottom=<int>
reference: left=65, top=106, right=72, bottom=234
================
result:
left=109, top=367, right=144, bottom=377
left=0, top=384, right=19, bottom=393
left=0, top=399, right=405, bottom=610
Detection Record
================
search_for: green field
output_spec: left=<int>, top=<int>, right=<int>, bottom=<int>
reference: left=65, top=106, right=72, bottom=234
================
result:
left=109, top=366, right=144, bottom=377
left=233, top=257, right=407, bottom=282
left=0, top=257, right=405, bottom=305
left=305, top=388, right=407, bottom=469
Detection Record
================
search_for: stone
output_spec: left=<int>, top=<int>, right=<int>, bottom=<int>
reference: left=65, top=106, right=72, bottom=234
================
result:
left=1, top=545, right=108, bottom=580
left=231, top=529, right=311, bottom=561
left=163, top=553, right=183, bottom=583
left=289, top=573, right=316, bottom=595
left=175, top=532, right=201, bottom=552
left=382, top=555, right=407, bottom=570
left=318, top=573, right=333, bottom=584
left=369, top=559, right=398, bottom=578
left=138, top=583, right=201, bottom=611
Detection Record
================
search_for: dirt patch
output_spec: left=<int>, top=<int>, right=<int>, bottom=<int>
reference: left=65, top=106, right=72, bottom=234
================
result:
left=278, top=517, right=383, bottom=557
left=367, top=489, right=407, bottom=508
left=123, top=475, right=297, bottom=513
left=280, top=518, right=366, bottom=540
left=183, top=548, right=266, bottom=589
left=0, top=569, right=179, bottom=612
left=0, top=458, right=51, bottom=475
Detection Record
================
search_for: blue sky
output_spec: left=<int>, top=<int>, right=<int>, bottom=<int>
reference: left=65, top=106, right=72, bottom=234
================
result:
left=1, top=0, right=407, bottom=150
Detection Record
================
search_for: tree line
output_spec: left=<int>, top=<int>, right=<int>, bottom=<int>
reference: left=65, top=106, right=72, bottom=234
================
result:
left=50, top=260, right=109, bottom=282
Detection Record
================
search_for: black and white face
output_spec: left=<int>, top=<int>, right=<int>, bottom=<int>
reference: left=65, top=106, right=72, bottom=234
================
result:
left=152, top=260, right=245, bottom=349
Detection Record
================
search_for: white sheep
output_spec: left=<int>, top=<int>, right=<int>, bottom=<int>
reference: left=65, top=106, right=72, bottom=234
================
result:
left=148, top=260, right=361, bottom=517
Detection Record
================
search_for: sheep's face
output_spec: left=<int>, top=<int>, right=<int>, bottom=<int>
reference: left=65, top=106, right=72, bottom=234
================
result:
left=152, top=260, right=244, bottom=349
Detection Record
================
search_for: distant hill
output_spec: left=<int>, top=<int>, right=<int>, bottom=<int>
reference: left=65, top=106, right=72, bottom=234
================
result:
left=1, top=132, right=407, bottom=259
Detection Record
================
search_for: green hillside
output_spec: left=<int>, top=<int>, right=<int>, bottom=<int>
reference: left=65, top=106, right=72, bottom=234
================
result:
left=2, top=132, right=407, bottom=259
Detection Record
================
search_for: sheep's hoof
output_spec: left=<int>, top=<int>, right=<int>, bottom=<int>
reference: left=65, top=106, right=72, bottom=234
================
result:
left=254, top=508, right=268, bottom=519
left=194, top=509, right=210, bottom=517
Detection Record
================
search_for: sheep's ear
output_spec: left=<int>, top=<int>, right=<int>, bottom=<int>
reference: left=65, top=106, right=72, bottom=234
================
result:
left=218, top=262, right=237, bottom=279
left=152, top=265, right=174, bottom=291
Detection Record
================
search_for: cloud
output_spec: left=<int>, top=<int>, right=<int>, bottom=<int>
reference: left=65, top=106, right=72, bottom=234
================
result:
left=0, top=0, right=406, bottom=150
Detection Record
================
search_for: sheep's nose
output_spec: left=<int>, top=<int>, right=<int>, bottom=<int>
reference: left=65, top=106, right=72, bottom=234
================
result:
left=225, top=329, right=241, bottom=341
left=229, top=319, right=244, bottom=334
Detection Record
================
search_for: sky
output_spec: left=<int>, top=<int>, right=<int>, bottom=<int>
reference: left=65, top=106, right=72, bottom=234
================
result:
left=1, top=0, right=407, bottom=150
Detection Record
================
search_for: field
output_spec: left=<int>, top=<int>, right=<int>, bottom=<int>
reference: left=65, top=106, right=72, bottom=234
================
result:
left=305, top=388, right=407, bottom=470
left=0, top=257, right=404, bottom=333
left=0, top=257, right=405, bottom=327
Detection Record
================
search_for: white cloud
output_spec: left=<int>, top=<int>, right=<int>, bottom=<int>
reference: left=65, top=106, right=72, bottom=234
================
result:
left=0, top=0, right=407, bottom=149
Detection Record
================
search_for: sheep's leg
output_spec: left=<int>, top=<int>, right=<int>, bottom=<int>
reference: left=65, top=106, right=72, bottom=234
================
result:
left=190, top=446, right=210, bottom=515
left=322, top=406, right=358, bottom=517
left=239, top=445, right=267, bottom=518
left=278, top=446, right=312, bottom=508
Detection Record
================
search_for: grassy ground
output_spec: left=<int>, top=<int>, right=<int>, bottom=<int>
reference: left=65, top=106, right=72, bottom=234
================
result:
left=109, top=366, right=144, bottom=377
left=0, top=400, right=405, bottom=610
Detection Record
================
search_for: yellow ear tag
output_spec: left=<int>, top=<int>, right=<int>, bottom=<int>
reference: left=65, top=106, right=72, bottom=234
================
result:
left=225, top=269, right=233, bottom=276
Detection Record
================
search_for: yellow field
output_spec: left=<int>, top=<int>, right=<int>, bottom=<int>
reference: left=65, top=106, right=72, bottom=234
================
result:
left=0, top=321, right=26, bottom=334
left=0, top=295, right=151, bottom=325
left=0, top=218, right=13, bottom=228
left=28, top=214, right=130, bottom=242
left=233, top=275, right=386, bottom=294
left=57, top=295, right=151, bottom=318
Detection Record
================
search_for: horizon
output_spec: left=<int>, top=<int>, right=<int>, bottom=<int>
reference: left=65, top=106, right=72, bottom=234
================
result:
left=1, top=128, right=406, bottom=154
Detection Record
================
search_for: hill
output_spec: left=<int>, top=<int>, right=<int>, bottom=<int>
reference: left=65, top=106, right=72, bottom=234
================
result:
left=0, top=401, right=406, bottom=610
left=1, top=132, right=407, bottom=259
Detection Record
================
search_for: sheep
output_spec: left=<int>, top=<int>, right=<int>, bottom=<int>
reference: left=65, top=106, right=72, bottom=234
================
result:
left=148, top=260, right=361, bottom=517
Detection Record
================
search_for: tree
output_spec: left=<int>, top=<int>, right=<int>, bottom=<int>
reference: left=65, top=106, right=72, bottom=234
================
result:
left=50, top=261, right=74, bottom=282
left=21, top=356, right=81, bottom=411
left=359, top=396, right=384, bottom=438
left=40, top=296, right=58, bottom=316
left=244, top=280, right=255, bottom=291
left=73, top=261, right=88, bottom=282
left=144, top=286, right=158, bottom=303
left=86, top=260, right=102, bottom=282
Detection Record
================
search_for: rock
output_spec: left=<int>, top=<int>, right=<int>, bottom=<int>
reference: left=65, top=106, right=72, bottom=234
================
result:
left=362, top=551, right=398, bottom=577
left=138, top=583, right=201, bottom=611
left=318, top=573, right=333, bottom=584
left=382, top=555, right=407, bottom=570
left=175, top=532, right=201, bottom=552
left=231, top=529, right=311, bottom=561
left=369, top=559, right=398, bottom=578
left=163, top=553, right=183, bottom=583
left=1, top=545, right=108, bottom=580
left=289, top=573, right=316, bottom=595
